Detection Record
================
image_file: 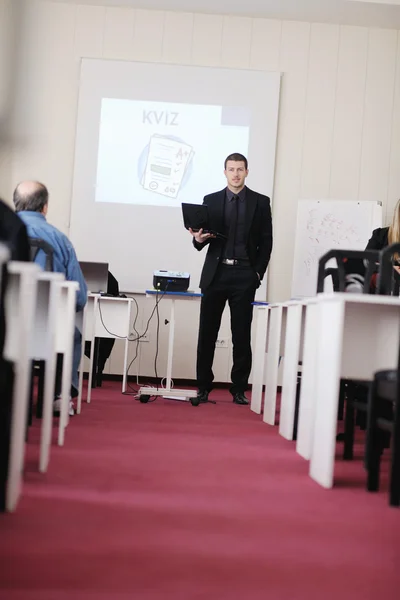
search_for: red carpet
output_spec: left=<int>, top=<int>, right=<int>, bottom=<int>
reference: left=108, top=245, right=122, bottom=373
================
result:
left=0, top=382, right=399, bottom=599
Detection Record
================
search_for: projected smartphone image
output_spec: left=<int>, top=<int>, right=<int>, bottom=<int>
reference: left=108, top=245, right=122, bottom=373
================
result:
left=140, top=134, right=194, bottom=199
left=94, top=98, right=250, bottom=207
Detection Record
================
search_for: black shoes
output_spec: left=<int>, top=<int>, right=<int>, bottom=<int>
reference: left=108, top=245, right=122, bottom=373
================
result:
left=190, top=390, right=209, bottom=407
left=191, top=391, right=249, bottom=406
left=233, top=392, right=249, bottom=405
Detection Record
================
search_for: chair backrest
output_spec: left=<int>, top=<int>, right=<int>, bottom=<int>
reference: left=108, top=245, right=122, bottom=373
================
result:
left=317, top=249, right=380, bottom=294
left=322, top=267, right=340, bottom=292
left=377, top=243, right=400, bottom=295
left=28, top=237, right=54, bottom=272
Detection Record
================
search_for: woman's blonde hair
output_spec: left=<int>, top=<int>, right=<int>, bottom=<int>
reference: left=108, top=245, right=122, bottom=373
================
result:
left=388, top=199, right=400, bottom=246
left=388, top=199, right=400, bottom=261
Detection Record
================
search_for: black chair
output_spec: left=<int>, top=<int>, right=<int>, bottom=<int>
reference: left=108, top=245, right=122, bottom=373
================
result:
left=317, top=248, right=379, bottom=293
left=342, top=245, right=400, bottom=459
left=323, top=267, right=340, bottom=292
left=28, top=237, right=54, bottom=272
left=316, top=249, right=379, bottom=453
left=289, top=250, right=377, bottom=442
left=365, top=369, right=400, bottom=506
left=377, top=243, right=400, bottom=295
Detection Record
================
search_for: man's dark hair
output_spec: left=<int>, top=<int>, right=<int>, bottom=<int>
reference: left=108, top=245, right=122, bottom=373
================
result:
left=13, top=182, right=49, bottom=213
left=224, top=153, right=248, bottom=170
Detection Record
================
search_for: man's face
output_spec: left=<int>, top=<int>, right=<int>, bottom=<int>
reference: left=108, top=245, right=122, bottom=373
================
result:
left=224, top=160, right=248, bottom=191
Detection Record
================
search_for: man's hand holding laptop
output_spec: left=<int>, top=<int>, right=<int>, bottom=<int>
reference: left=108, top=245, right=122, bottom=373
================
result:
left=189, top=228, right=216, bottom=243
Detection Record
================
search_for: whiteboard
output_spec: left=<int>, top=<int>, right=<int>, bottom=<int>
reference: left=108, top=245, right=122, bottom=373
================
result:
left=291, top=200, right=383, bottom=298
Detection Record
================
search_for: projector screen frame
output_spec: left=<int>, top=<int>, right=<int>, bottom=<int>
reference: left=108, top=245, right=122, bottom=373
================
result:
left=69, top=59, right=281, bottom=297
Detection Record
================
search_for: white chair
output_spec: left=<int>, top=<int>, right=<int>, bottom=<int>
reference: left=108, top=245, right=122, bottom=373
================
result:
left=75, top=306, right=86, bottom=415
left=279, top=301, right=306, bottom=441
left=30, top=272, right=65, bottom=473
left=263, top=303, right=287, bottom=425
left=296, top=299, right=319, bottom=460
left=250, top=304, right=270, bottom=415
left=56, top=280, right=79, bottom=446
left=3, top=261, right=40, bottom=512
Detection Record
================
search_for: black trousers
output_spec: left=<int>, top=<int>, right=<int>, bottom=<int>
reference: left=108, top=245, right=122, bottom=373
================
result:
left=84, top=338, right=115, bottom=373
left=197, top=264, right=258, bottom=395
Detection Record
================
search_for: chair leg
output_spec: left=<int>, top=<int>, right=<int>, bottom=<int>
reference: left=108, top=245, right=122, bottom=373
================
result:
left=356, top=408, right=367, bottom=430
left=390, top=402, right=400, bottom=507
left=338, top=379, right=346, bottom=421
left=367, top=429, right=386, bottom=492
left=390, top=440, right=400, bottom=506
left=343, top=388, right=355, bottom=460
left=292, top=375, right=301, bottom=441
left=28, top=363, right=34, bottom=428
left=91, top=338, right=100, bottom=389
left=36, top=361, right=45, bottom=418
left=367, top=441, right=381, bottom=491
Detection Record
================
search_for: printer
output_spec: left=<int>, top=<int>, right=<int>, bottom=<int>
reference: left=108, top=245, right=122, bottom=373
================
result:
left=153, top=270, right=190, bottom=292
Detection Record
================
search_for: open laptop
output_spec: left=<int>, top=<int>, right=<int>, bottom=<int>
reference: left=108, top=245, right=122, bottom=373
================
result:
left=181, top=203, right=226, bottom=239
left=79, top=261, right=109, bottom=293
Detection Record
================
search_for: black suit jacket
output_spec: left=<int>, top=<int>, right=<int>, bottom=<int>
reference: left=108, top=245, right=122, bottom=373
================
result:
left=193, top=187, right=273, bottom=290
left=365, top=227, right=389, bottom=251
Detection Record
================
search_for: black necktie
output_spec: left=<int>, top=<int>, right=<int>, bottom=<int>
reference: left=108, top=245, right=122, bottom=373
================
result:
left=226, top=195, right=238, bottom=258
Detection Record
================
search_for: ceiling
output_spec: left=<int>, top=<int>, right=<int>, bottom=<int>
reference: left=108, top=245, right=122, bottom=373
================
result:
left=45, top=0, right=400, bottom=29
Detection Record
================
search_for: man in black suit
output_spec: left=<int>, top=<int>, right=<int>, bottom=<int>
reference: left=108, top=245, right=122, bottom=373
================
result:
left=189, top=153, right=273, bottom=406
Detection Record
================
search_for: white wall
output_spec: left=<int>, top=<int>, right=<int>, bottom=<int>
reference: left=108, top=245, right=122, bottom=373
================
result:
left=0, top=0, right=20, bottom=199
left=6, top=0, right=400, bottom=379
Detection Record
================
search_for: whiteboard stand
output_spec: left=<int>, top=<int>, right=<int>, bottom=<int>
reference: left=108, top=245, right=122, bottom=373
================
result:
left=138, top=290, right=202, bottom=403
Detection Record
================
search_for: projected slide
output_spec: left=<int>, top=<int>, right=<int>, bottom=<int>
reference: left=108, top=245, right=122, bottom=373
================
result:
left=95, top=99, right=250, bottom=207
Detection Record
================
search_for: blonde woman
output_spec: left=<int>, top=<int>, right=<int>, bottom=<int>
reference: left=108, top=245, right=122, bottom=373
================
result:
left=366, top=199, right=400, bottom=253
left=345, top=200, right=400, bottom=292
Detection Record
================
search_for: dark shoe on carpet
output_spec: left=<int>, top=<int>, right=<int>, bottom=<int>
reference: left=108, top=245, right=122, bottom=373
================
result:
left=233, top=392, right=249, bottom=405
left=191, top=390, right=209, bottom=407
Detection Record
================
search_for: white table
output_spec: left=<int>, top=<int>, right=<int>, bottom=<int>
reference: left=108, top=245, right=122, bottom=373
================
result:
left=308, top=293, right=400, bottom=488
left=3, top=261, right=40, bottom=512
left=263, top=303, right=288, bottom=425
left=296, top=298, right=319, bottom=460
left=138, top=290, right=202, bottom=402
left=79, top=294, right=133, bottom=405
left=250, top=303, right=270, bottom=414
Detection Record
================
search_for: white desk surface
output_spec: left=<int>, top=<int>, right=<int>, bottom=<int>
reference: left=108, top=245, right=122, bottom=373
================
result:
left=316, top=292, right=400, bottom=306
left=88, top=293, right=132, bottom=302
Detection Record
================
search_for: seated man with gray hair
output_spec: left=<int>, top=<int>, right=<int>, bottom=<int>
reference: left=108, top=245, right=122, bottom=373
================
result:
left=13, top=181, right=87, bottom=416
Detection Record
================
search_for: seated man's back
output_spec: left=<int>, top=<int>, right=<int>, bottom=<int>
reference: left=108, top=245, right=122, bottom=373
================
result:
left=14, top=181, right=87, bottom=310
left=13, top=181, right=88, bottom=414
